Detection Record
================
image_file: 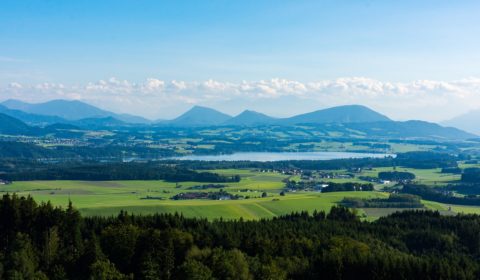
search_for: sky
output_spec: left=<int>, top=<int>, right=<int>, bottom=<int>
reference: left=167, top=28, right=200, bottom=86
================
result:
left=1, top=0, right=480, bottom=121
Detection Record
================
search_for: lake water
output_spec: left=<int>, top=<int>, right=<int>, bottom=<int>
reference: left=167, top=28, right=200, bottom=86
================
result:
left=170, top=151, right=394, bottom=162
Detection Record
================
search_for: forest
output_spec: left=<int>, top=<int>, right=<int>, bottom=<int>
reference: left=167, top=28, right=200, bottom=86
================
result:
left=402, top=184, right=480, bottom=206
left=0, top=151, right=463, bottom=183
left=1, top=194, right=480, bottom=279
left=0, top=162, right=240, bottom=183
left=378, top=171, right=415, bottom=182
left=341, top=194, right=423, bottom=208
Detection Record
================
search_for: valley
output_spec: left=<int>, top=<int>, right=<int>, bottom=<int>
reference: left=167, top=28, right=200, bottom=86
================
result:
left=3, top=162, right=480, bottom=220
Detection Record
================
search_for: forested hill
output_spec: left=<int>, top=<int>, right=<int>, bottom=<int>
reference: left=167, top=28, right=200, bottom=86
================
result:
left=282, top=104, right=391, bottom=124
left=1, top=195, right=480, bottom=279
left=0, top=113, right=38, bottom=135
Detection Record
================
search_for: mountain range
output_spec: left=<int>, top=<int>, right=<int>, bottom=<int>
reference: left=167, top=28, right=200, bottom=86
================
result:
left=165, top=105, right=391, bottom=127
left=1, top=99, right=150, bottom=124
left=1, top=100, right=394, bottom=127
left=0, top=99, right=477, bottom=139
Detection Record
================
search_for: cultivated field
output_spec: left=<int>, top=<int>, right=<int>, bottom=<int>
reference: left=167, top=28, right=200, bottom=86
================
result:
left=1, top=167, right=476, bottom=220
left=1, top=179, right=386, bottom=219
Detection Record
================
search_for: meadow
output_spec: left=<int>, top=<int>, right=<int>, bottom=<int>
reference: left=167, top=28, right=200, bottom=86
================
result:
left=0, top=167, right=474, bottom=220
left=1, top=179, right=386, bottom=219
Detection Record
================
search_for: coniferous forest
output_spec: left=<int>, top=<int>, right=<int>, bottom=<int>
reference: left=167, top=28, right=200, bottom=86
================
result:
left=1, top=194, right=480, bottom=279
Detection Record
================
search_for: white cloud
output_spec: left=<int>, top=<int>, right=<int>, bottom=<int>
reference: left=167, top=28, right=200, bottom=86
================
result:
left=144, top=78, right=165, bottom=91
left=8, top=82, right=23, bottom=89
left=1, top=77, right=480, bottom=121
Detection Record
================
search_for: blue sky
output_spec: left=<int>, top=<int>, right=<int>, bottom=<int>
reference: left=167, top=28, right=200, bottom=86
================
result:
left=1, top=1, right=480, bottom=120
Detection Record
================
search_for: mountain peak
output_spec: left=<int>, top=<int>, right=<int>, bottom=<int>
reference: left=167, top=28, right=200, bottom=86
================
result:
left=239, top=109, right=260, bottom=115
left=189, top=105, right=219, bottom=112
left=284, top=104, right=391, bottom=124
left=224, top=110, right=277, bottom=126
left=169, top=106, right=232, bottom=126
left=1, top=99, right=32, bottom=111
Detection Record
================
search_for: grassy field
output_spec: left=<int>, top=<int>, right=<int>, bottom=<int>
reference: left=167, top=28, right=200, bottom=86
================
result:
left=2, top=179, right=386, bottom=219
left=331, top=166, right=461, bottom=186
left=297, top=166, right=460, bottom=188
left=1, top=168, right=476, bottom=220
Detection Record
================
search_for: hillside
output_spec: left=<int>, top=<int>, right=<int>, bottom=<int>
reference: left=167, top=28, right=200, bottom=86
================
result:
left=0, top=141, right=61, bottom=158
left=223, top=110, right=277, bottom=126
left=0, top=104, right=69, bottom=126
left=74, top=116, right=125, bottom=128
left=2, top=99, right=111, bottom=120
left=169, top=106, right=232, bottom=126
left=0, top=113, right=36, bottom=135
left=1, top=99, right=151, bottom=124
left=346, top=120, right=476, bottom=140
left=282, top=105, right=391, bottom=125
left=442, top=110, right=480, bottom=135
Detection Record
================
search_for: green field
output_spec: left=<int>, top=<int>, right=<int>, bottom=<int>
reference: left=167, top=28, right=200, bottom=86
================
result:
left=360, top=167, right=461, bottom=185
left=1, top=168, right=477, bottom=220
left=306, top=166, right=460, bottom=187
left=1, top=179, right=387, bottom=219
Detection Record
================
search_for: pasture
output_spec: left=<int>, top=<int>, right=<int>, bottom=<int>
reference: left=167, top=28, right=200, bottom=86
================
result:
left=0, top=168, right=475, bottom=220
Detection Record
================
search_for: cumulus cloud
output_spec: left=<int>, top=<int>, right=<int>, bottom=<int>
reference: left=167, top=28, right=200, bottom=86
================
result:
left=1, top=77, right=480, bottom=121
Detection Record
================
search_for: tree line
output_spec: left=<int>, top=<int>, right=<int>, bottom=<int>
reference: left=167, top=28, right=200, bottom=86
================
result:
left=1, top=194, right=480, bottom=279
left=174, top=151, right=460, bottom=171
left=402, top=184, right=480, bottom=206
left=0, top=162, right=240, bottom=183
left=341, top=194, right=423, bottom=208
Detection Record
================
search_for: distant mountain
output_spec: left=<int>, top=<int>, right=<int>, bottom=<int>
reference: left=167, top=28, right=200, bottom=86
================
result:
left=74, top=116, right=125, bottom=128
left=442, top=110, right=480, bottom=135
left=346, top=120, right=476, bottom=140
left=282, top=105, right=391, bottom=125
left=2, top=99, right=110, bottom=120
left=1, top=99, right=151, bottom=124
left=115, top=114, right=151, bottom=124
left=0, top=113, right=86, bottom=136
left=0, top=104, right=69, bottom=126
left=169, top=106, right=232, bottom=126
left=164, top=105, right=391, bottom=127
left=0, top=113, right=36, bottom=135
left=1, top=100, right=475, bottom=140
left=0, top=105, right=475, bottom=140
left=223, top=110, right=277, bottom=126
left=1, top=99, right=31, bottom=111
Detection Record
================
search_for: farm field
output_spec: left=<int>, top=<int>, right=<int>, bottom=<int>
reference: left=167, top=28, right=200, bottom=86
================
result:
left=291, top=166, right=460, bottom=187
left=360, top=167, right=461, bottom=186
left=0, top=167, right=475, bottom=220
left=0, top=179, right=398, bottom=219
left=1, top=179, right=381, bottom=219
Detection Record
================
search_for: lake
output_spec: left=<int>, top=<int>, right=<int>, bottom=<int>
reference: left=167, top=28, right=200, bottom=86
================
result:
left=169, top=151, right=395, bottom=162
